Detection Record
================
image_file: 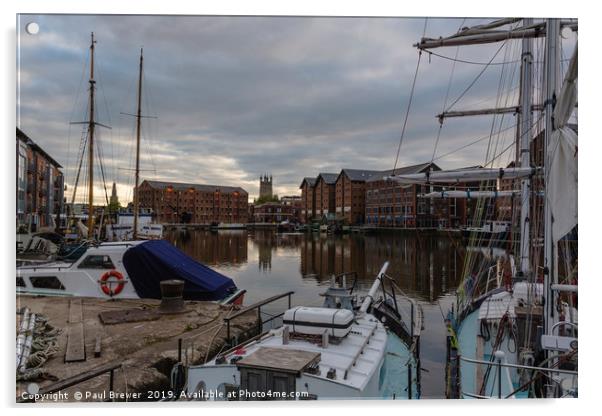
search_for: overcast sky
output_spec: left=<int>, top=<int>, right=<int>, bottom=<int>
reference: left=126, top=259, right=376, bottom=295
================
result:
left=17, top=15, right=577, bottom=202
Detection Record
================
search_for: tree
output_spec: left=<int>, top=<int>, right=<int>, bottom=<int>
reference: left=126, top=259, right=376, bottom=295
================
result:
left=254, top=194, right=279, bottom=205
left=107, top=200, right=121, bottom=214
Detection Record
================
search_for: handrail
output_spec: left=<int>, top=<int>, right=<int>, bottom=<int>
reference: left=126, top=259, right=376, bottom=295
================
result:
left=224, top=291, right=294, bottom=322
left=18, top=362, right=123, bottom=402
left=224, top=291, right=294, bottom=346
left=460, top=355, right=578, bottom=375
left=551, top=321, right=578, bottom=334
left=383, top=276, right=423, bottom=338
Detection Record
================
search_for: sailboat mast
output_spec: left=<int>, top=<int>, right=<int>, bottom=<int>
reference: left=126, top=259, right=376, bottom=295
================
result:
left=518, top=18, right=534, bottom=277
left=87, top=32, right=96, bottom=238
left=543, top=18, right=560, bottom=342
left=133, top=48, right=143, bottom=240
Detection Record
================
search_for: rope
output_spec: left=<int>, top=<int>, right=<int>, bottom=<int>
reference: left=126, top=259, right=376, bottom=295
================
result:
left=392, top=18, right=428, bottom=174
left=426, top=50, right=522, bottom=66
left=203, top=307, right=235, bottom=363
left=16, top=315, right=62, bottom=379
left=444, top=41, right=508, bottom=113
left=431, top=40, right=461, bottom=163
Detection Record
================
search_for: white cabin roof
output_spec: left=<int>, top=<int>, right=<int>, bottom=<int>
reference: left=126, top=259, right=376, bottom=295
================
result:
left=203, top=313, right=387, bottom=392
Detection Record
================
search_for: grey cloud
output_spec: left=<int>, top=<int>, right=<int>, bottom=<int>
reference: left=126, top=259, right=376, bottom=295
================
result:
left=17, top=15, right=576, bottom=201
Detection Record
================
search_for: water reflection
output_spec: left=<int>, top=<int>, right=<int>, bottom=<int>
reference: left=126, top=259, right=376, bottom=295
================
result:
left=167, top=229, right=466, bottom=302
left=164, top=228, right=499, bottom=398
left=170, top=229, right=248, bottom=267
left=298, top=232, right=464, bottom=302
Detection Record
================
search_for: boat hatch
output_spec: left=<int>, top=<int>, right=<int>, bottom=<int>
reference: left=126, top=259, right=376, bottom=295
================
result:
left=235, top=347, right=321, bottom=400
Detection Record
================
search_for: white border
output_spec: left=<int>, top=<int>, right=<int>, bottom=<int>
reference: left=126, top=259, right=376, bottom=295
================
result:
left=2, top=1, right=598, bottom=416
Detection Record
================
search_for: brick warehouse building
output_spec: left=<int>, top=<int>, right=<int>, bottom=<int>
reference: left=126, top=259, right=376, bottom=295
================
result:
left=16, top=128, right=64, bottom=231
left=299, top=177, right=316, bottom=223
left=365, top=163, right=439, bottom=228
left=314, top=173, right=338, bottom=218
left=335, top=169, right=382, bottom=225
left=253, top=202, right=295, bottom=223
left=136, top=180, right=248, bottom=224
left=365, top=163, right=482, bottom=229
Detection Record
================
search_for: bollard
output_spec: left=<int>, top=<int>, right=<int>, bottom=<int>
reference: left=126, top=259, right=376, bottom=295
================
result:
left=159, top=279, right=186, bottom=314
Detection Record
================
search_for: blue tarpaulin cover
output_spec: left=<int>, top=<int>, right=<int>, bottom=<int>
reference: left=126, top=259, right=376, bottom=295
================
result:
left=122, top=240, right=237, bottom=301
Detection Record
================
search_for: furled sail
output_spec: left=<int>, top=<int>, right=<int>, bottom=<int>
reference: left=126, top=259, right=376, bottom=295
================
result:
left=419, top=190, right=520, bottom=199
left=385, top=166, right=538, bottom=185
left=549, top=44, right=578, bottom=242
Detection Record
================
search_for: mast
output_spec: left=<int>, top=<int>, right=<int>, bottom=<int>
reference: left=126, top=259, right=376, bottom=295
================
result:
left=518, top=18, right=534, bottom=277
left=133, top=48, right=143, bottom=240
left=87, top=32, right=96, bottom=238
left=543, top=18, right=560, bottom=342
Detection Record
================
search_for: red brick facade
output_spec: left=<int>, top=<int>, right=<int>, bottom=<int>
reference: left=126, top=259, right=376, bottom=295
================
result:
left=136, top=180, right=248, bottom=224
left=335, top=170, right=381, bottom=225
left=299, top=177, right=316, bottom=223
left=314, top=173, right=337, bottom=218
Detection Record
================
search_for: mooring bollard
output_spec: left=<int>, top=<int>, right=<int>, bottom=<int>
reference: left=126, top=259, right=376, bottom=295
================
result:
left=159, top=279, right=186, bottom=314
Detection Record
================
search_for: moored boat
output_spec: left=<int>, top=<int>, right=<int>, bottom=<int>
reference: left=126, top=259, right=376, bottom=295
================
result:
left=179, top=262, right=419, bottom=400
left=16, top=239, right=245, bottom=304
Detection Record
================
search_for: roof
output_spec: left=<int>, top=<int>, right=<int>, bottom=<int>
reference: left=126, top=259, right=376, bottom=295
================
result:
left=142, top=180, right=247, bottom=195
left=338, top=169, right=382, bottom=182
left=316, top=173, right=338, bottom=185
left=366, top=162, right=439, bottom=182
left=17, top=128, right=63, bottom=169
left=299, top=177, right=317, bottom=189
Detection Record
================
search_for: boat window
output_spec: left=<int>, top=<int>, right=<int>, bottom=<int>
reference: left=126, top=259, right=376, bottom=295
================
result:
left=78, top=255, right=116, bottom=269
left=16, top=276, right=26, bottom=287
left=30, top=276, right=65, bottom=290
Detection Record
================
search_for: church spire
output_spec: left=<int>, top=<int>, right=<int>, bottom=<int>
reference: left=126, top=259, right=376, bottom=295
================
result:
left=110, top=181, right=119, bottom=205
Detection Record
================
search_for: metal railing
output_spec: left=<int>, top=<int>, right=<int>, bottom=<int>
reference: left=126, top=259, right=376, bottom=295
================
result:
left=18, top=362, right=123, bottom=403
left=224, top=291, right=294, bottom=347
left=459, top=354, right=578, bottom=399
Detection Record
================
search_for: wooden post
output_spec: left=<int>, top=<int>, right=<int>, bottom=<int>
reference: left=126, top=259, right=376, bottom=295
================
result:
left=94, top=333, right=102, bottom=358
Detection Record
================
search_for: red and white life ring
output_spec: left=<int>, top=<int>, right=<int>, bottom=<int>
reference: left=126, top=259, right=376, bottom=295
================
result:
left=99, top=270, right=125, bottom=297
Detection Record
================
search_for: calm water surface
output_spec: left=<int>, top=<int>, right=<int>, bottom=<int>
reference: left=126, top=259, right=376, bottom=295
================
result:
left=167, top=229, right=485, bottom=398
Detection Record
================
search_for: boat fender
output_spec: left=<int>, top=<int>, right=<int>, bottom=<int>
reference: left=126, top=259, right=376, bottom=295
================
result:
left=99, top=270, right=125, bottom=297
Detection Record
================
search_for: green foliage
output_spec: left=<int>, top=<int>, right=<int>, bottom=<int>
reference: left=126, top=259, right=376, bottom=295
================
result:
left=107, top=200, right=121, bottom=214
left=254, top=194, right=279, bottom=205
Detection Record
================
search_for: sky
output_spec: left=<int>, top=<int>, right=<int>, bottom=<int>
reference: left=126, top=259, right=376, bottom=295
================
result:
left=17, top=15, right=577, bottom=203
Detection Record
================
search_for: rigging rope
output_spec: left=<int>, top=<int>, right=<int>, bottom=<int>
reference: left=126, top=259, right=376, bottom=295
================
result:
left=444, top=41, right=508, bottom=113
left=431, top=45, right=460, bottom=163
left=96, top=137, right=111, bottom=206
left=392, top=18, right=428, bottom=174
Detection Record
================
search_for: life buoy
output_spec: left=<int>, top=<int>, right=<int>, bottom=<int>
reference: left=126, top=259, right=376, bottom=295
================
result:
left=99, top=270, right=125, bottom=297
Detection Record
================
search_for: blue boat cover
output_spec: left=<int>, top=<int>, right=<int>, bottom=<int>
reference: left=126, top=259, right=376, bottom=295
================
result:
left=122, top=240, right=237, bottom=301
